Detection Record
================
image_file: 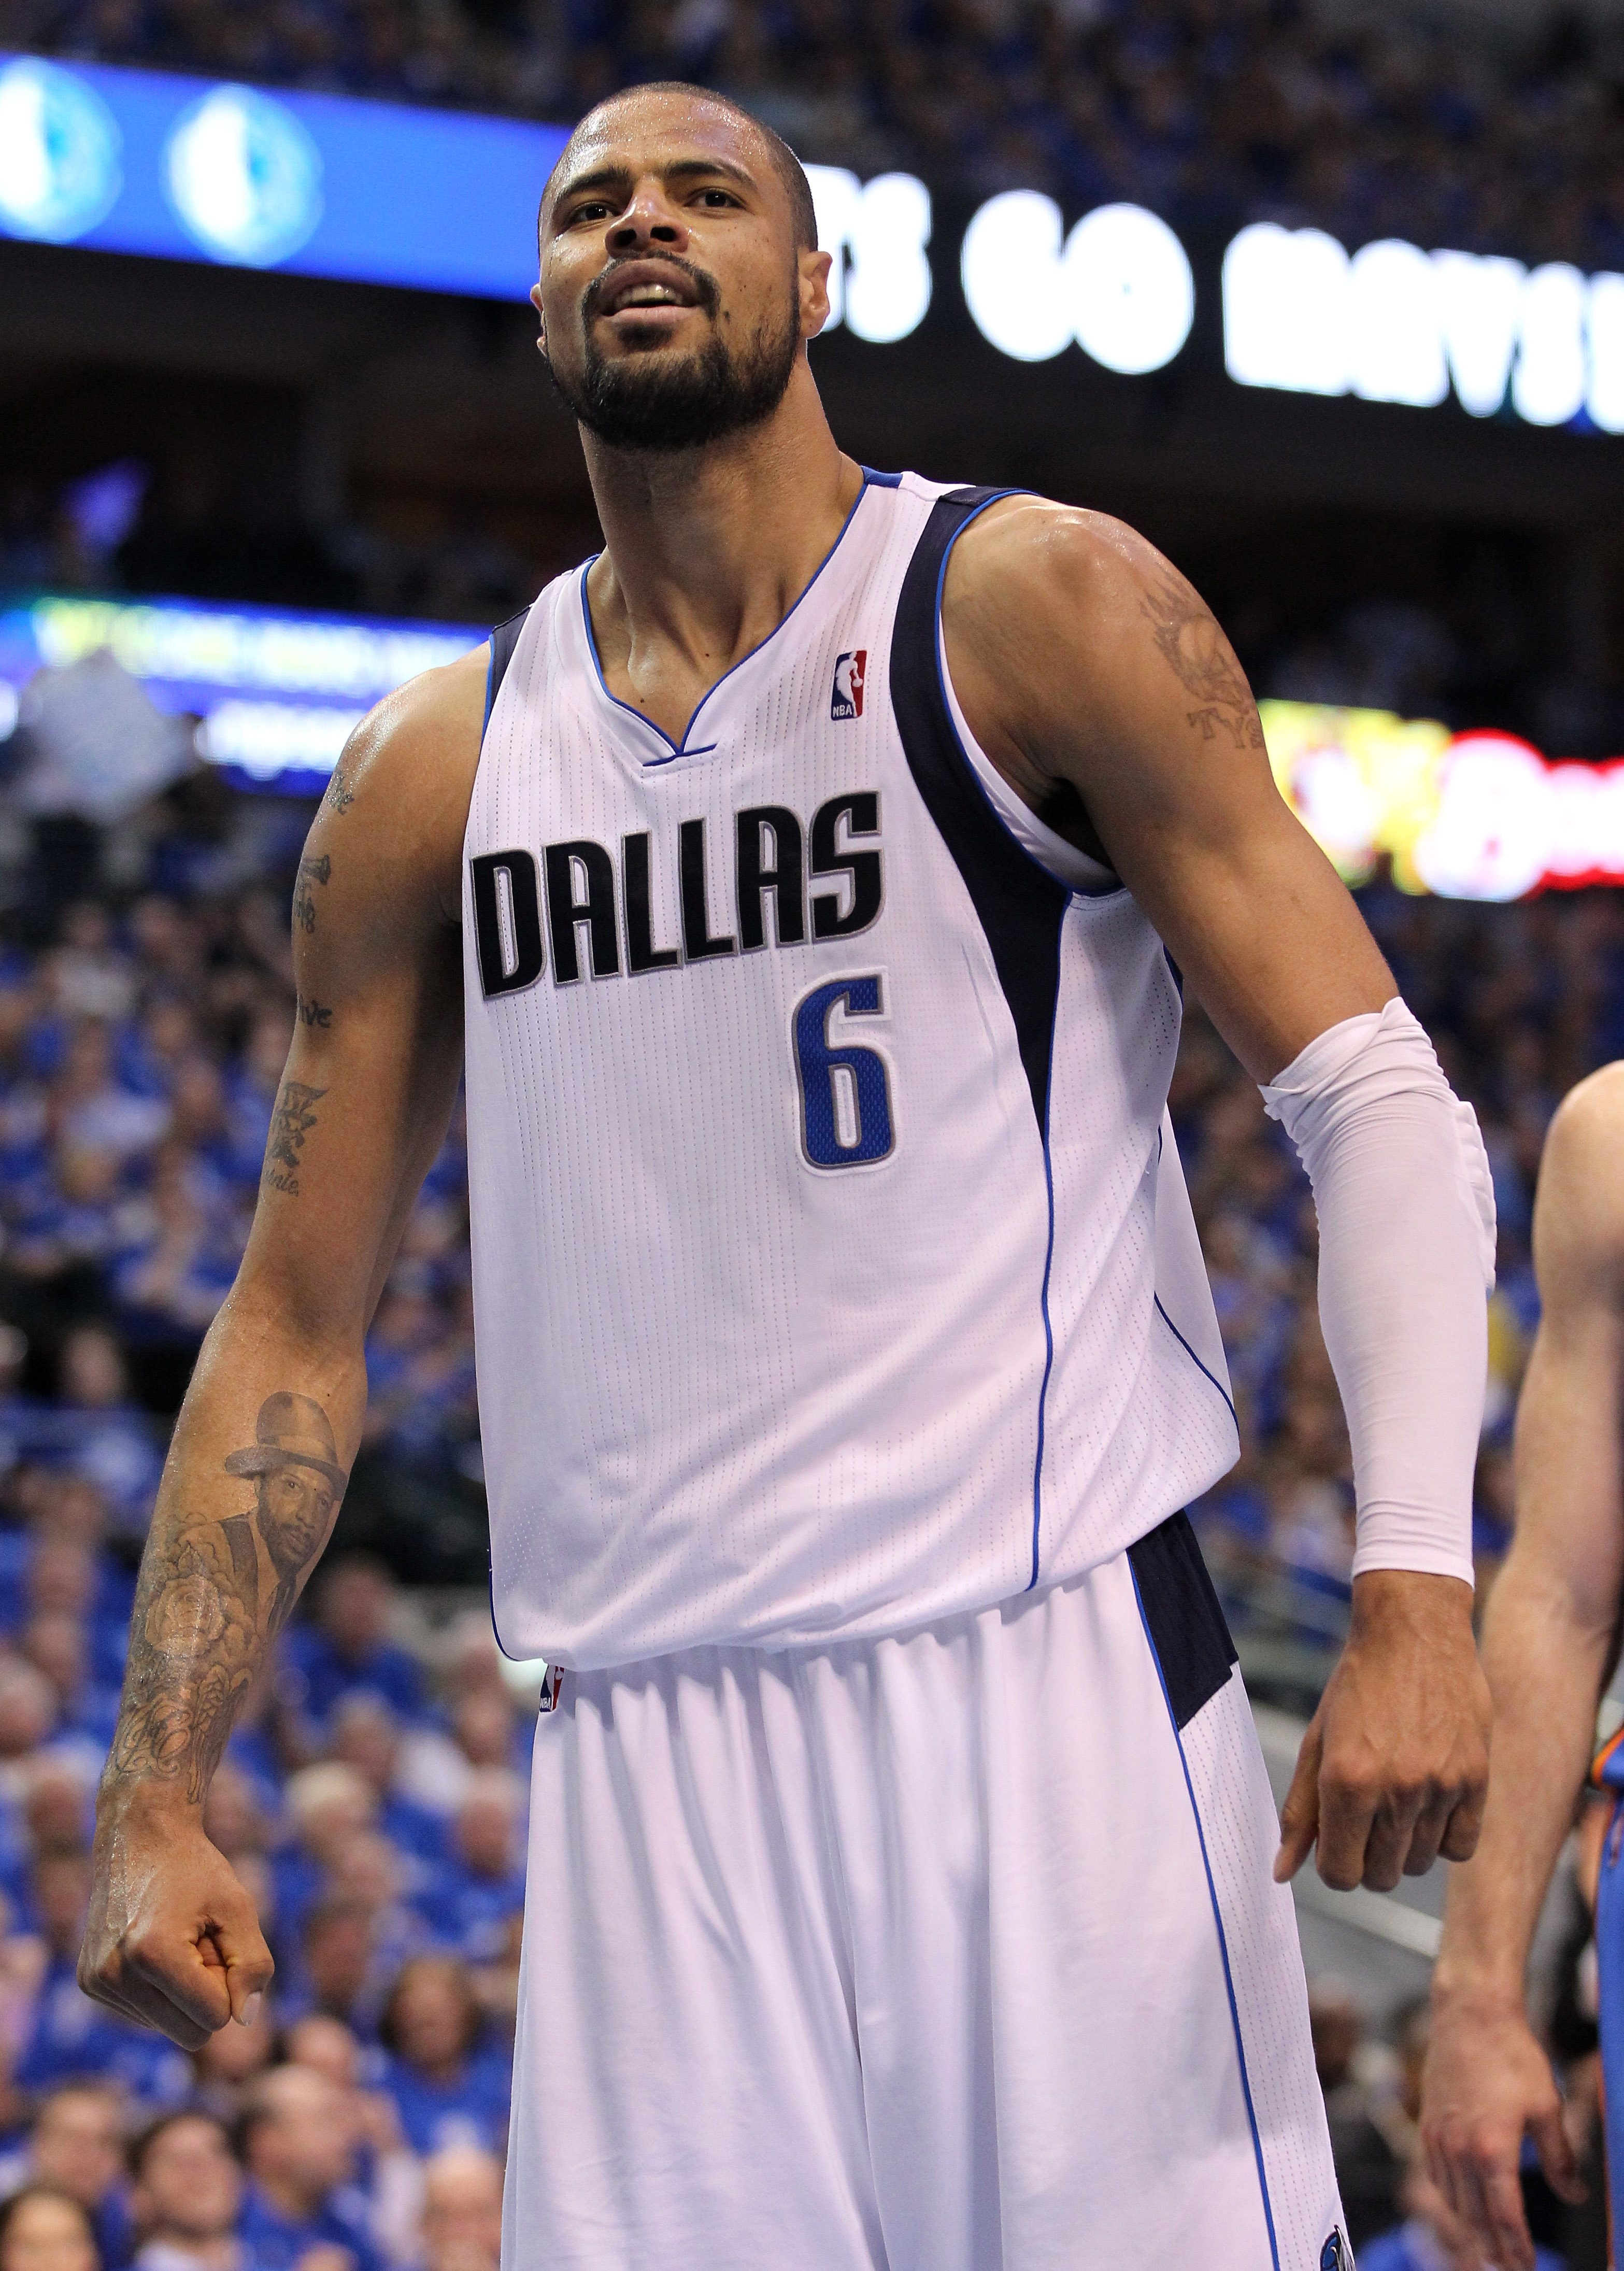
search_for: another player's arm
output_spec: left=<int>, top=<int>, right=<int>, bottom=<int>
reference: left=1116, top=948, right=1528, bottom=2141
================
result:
left=80, top=651, right=486, bottom=2050
left=945, top=502, right=1489, bottom=1892
left=1422, top=1072, right=1624, bottom=2271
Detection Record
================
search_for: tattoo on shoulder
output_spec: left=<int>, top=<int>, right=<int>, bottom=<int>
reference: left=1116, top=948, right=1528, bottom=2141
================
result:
left=1138, top=566, right=1264, bottom=750
left=105, top=1394, right=348, bottom=1804
left=263, top=1079, right=326, bottom=1197
left=296, top=994, right=333, bottom=1029
left=323, top=761, right=355, bottom=815
left=293, top=853, right=332, bottom=933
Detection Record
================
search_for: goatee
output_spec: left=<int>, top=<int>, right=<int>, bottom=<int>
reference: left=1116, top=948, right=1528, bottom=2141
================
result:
left=546, top=258, right=802, bottom=451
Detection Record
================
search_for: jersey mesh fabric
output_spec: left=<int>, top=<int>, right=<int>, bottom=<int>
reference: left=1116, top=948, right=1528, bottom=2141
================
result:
left=463, top=471, right=1240, bottom=1667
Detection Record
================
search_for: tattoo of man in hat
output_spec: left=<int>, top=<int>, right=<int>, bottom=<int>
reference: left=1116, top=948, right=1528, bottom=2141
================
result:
left=223, top=1394, right=347, bottom=1636
left=106, top=1395, right=347, bottom=1804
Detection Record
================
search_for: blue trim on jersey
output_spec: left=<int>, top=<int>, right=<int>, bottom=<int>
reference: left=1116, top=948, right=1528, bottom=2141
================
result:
left=1029, top=973, right=1065, bottom=1590
left=861, top=465, right=904, bottom=486
left=482, top=636, right=498, bottom=736
left=1153, top=1294, right=1240, bottom=1433
left=929, top=502, right=1124, bottom=903
left=1130, top=1566, right=1283, bottom=2271
left=577, top=473, right=878, bottom=762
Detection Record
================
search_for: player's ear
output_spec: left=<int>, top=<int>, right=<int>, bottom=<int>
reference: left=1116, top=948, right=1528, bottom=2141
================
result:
left=530, top=282, right=547, bottom=358
left=799, top=245, right=833, bottom=342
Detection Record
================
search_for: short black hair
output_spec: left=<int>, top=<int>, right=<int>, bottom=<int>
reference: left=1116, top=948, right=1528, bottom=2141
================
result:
left=543, top=80, right=819, bottom=254
left=128, top=2109, right=234, bottom=2183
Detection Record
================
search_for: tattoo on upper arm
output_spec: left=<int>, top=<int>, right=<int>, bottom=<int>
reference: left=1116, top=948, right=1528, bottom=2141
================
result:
left=293, top=854, right=332, bottom=933
left=296, top=995, right=333, bottom=1029
left=105, top=1395, right=347, bottom=1804
left=263, top=1080, right=326, bottom=1197
left=323, top=761, right=355, bottom=815
left=1139, top=567, right=1265, bottom=750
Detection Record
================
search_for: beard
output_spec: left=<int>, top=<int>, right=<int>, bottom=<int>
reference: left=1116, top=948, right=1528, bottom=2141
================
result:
left=546, top=256, right=802, bottom=452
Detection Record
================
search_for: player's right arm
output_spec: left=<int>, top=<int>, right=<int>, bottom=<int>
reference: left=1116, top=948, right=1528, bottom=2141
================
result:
left=1422, top=1066, right=1624, bottom=2271
left=78, top=649, right=486, bottom=2050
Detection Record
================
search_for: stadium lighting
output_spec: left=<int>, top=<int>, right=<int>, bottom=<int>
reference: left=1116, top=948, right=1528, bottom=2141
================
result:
left=962, top=191, right=1194, bottom=371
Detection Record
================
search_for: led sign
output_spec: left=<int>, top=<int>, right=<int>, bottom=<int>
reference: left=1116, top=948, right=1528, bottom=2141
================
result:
left=0, top=52, right=568, bottom=294
left=1224, top=222, right=1624, bottom=430
left=0, top=52, right=934, bottom=334
left=1263, top=701, right=1624, bottom=901
left=0, top=593, right=480, bottom=795
left=960, top=191, right=1193, bottom=371
left=6, top=50, right=1624, bottom=433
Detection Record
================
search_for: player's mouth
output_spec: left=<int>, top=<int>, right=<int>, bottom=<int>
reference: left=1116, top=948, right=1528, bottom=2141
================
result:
left=589, top=258, right=716, bottom=335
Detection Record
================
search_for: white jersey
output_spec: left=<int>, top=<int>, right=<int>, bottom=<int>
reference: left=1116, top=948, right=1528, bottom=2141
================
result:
left=463, top=470, right=1239, bottom=1670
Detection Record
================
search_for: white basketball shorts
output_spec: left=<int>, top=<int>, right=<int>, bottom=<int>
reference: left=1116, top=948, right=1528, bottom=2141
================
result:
left=502, top=1513, right=1348, bottom=2270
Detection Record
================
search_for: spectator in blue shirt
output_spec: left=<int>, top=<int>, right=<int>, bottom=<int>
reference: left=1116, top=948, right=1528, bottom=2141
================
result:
left=234, top=2066, right=383, bottom=2271
left=375, top=1960, right=509, bottom=2160
left=281, top=1562, right=425, bottom=1738
left=0, top=2083, right=132, bottom=2270
left=126, top=2109, right=246, bottom=2271
left=423, top=1777, right=525, bottom=1965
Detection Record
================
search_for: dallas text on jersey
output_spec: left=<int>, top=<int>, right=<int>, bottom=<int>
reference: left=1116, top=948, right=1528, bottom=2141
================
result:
left=471, top=792, right=884, bottom=995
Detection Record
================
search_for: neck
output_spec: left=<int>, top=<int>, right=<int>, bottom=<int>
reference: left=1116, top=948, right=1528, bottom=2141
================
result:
left=581, top=367, right=860, bottom=676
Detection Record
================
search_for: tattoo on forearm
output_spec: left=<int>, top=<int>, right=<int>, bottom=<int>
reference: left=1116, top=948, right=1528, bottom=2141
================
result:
left=1139, top=567, right=1265, bottom=750
left=263, top=1080, right=326, bottom=1197
left=104, top=1395, right=347, bottom=1805
left=293, top=854, right=331, bottom=933
left=323, top=761, right=355, bottom=815
left=296, top=995, right=333, bottom=1029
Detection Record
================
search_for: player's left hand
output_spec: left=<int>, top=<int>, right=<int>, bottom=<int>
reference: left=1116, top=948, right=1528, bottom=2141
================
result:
left=1274, top=1569, right=1490, bottom=1891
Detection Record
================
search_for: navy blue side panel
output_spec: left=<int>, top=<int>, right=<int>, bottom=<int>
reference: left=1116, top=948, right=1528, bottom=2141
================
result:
left=1127, top=1511, right=1238, bottom=1731
left=483, top=605, right=531, bottom=736
left=890, top=487, right=1071, bottom=1132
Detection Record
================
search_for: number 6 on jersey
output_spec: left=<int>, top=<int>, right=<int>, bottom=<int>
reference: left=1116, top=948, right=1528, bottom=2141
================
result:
left=793, top=976, right=895, bottom=1169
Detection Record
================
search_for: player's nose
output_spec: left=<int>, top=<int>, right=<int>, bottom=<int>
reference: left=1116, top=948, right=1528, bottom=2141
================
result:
left=606, top=180, right=687, bottom=255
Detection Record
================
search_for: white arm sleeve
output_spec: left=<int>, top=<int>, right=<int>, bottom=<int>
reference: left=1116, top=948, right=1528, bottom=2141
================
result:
left=1259, top=997, right=1496, bottom=1586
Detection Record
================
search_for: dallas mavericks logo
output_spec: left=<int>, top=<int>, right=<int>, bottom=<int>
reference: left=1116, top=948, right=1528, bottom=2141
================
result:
left=831, top=649, right=867, bottom=720
left=1321, top=2229, right=1351, bottom=2269
left=164, top=84, right=323, bottom=267
left=0, top=58, right=122, bottom=245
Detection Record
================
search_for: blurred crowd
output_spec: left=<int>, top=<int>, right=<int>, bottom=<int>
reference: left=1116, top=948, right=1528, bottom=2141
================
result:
left=0, top=1514, right=531, bottom=2271
left=1177, top=877, right=1624, bottom=1631
left=10, top=0, right=1624, bottom=270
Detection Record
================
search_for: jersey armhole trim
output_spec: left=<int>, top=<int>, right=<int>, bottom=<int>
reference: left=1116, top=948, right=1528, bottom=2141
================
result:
left=483, top=605, right=532, bottom=740
left=931, top=514, right=1124, bottom=901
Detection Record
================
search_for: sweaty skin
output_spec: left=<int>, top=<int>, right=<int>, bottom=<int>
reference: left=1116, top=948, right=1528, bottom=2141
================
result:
left=1422, top=1066, right=1624, bottom=2271
left=81, top=81, right=1488, bottom=2049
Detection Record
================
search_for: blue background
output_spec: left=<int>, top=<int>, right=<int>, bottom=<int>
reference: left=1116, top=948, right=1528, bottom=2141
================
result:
left=0, top=54, right=571, bottom=300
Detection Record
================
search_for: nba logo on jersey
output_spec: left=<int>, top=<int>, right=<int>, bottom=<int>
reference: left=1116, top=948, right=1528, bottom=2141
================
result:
left=831, top=649, right=866, bottom=719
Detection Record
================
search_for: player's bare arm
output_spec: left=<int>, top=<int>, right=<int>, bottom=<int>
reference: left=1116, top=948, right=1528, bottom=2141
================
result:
left=1422, top=1067, right=1624, bottom=2271
left=78, top=649, right=485, bottom=2050
left=944, top=500, right=1492, bottom=1894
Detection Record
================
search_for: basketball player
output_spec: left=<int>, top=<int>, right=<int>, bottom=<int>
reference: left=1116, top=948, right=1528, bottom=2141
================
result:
left=1423, top=1065, right=1624, bottom=2271
left=82, top=82, right=1496, bottom=2267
